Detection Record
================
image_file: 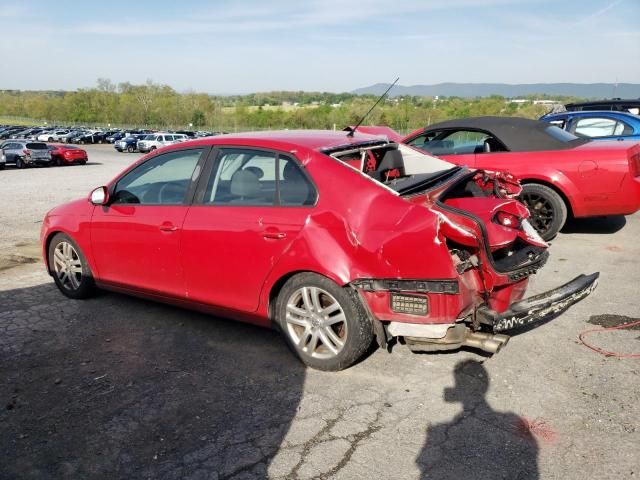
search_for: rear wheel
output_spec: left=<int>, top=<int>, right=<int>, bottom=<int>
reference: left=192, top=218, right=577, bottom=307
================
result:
left=16, top=158, right=25, bottom=169
left=48, top=233, right=96, bottom=299
left=520, top=183, right=567, bottom=241
left=48, top=137, right=54, bottom=142
left=56, top=157, right=63, bottom=166
left=275, top=273, right=373, bottom=371
left=127, top=145, right=135, bottom=153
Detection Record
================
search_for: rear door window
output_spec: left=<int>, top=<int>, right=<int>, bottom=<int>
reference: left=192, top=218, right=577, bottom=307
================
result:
left=574, top=117, right=619, bottom=137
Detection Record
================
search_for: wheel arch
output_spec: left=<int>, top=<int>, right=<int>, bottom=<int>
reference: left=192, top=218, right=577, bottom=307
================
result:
left=265, top=269, right=347, bottom=325
left=519, top=177, right=575, bottom=218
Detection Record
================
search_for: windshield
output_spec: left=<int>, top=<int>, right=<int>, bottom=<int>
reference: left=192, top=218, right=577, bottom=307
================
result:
left=26, top=143, right=48, bottom=150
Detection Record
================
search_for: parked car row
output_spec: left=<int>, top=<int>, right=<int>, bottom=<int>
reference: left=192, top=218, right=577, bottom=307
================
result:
left=0, top=124, right=222, bottom=145
left=0, top=140, right=87, bottom=169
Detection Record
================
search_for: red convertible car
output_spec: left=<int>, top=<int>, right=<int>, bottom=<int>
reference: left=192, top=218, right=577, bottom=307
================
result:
left=40, top=131, right=598, bottom=370
left=48, top=144, right=88, bottom=166
left=358, top=117, right=640, bottom=240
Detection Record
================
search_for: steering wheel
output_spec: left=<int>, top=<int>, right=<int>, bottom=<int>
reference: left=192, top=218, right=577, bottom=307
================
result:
left=158, top=183, right=183, bottom=204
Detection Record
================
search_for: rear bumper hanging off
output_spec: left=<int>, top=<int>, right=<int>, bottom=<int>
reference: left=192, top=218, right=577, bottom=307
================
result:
left=476, top=272, right=600, bottom=332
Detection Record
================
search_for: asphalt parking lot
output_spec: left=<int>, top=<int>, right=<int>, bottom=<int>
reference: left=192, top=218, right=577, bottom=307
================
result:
left=1, top=144, right=639, bottom=479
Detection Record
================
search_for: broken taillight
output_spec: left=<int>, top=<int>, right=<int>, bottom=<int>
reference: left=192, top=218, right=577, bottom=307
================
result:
left=494, top=211, right=521, bottom=229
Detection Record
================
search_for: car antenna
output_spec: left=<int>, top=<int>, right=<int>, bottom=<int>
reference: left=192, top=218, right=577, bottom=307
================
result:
left=346, top=77, right=399, bottom=137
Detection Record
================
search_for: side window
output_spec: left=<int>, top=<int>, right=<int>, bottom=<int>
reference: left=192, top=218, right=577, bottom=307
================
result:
left=574, top=117, right=618, bottom=137
left=111, top=148, right=204, bottom=205
left=410, top=130, right=491, bottom=155
left=202, top=149, right=315, bottom=206
left=278, top=155, right=316, bottom=206
left=407, top=132, right=437, bottom=151
left=204, top=149, right=277, bottom=205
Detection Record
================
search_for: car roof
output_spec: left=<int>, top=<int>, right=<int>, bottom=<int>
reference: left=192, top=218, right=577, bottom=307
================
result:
left=543, top=110, right=640, bottom=122
left=421, top=116, right=588, bottom=152
left=566, top=98, right=640, bottom=108
left=173, top=130, right=390, bottom=152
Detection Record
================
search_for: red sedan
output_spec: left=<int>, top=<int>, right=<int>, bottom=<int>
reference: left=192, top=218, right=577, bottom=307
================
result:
left=40, top=131, right=597, bottom=370
left=358, top=117, right=640, bottom=240
left=48, top=144, right=88, bottom=166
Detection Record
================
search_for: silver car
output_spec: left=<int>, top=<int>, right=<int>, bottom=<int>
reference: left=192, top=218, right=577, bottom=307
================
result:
left=0, top=140, right=52, bottom=168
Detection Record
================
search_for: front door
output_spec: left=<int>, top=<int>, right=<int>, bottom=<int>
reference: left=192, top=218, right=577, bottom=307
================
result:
left=181, top=147, right=317, bottom=312
left=91, top=147, right=208, bottom=297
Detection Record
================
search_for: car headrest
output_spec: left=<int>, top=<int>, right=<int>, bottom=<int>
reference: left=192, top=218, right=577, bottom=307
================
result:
left=283, top=161, right=302, bottom=180
left=244, top=166, right=264, bottom=179
left=230, top=169, right=261, bottom=198
left=483, top=137, right=503, bottom=153
left=378, top=149, right=404, bottom=172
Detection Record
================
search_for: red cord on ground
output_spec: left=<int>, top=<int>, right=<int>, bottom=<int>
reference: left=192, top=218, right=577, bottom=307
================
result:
left=578, top=320, right=640, bottom=358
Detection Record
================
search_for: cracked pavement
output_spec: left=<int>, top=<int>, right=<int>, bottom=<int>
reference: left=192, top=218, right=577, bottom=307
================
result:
left=1, top=145, right=639, bottom=479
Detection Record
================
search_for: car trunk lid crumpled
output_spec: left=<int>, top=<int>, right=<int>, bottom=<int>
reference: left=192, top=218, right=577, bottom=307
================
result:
left=424, top=167, right=597, bottom=332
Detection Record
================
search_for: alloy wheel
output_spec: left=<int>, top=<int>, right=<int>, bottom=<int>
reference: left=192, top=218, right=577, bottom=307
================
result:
left=285, top=286, right=348, bottom=359
left=520, top=192, right=554, bottom=236
left=53, top=241, right=83, bottom=291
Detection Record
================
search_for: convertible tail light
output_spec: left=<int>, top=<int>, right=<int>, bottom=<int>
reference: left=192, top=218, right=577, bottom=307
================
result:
left=494, top=211, right=521, bottom=229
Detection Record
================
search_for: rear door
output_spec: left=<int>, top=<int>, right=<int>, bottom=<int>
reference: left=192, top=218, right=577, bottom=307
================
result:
left=181, top=147, right=317, bottom=312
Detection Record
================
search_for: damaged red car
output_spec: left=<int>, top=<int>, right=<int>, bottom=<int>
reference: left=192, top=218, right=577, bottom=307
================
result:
left=40, top=131, right=598, bottom=370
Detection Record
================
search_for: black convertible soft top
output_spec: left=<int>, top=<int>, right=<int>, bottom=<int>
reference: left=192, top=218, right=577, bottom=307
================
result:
left=425, top=116, right=589, bottom=152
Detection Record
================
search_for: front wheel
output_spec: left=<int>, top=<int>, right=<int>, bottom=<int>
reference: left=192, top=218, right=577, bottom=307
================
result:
left=127, top=145, right=135, bottom=153
left=48, top=233, right=96, bottom=299
left=275, top=273, right=373, bottom=371
left=519, top=183, right=567, bottom=241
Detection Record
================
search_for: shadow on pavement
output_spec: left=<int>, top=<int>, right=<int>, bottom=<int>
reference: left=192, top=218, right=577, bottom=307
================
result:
left=417, top=360, right=539, bottom=480
left=561, top=215, right=626, bottom=235
left=0, top=283, right=305, bottom=479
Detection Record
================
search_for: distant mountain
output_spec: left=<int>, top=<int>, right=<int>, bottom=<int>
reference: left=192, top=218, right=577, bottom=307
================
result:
left=352, top=82, right=640, bottom=99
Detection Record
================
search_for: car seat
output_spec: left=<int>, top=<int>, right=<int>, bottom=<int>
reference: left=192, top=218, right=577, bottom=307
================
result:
left=229, top=169, right=262, bottom=204
left=280, top=162, right=310, bottom=205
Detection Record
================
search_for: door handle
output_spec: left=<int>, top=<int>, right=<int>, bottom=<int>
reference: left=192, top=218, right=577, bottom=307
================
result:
left=159, top=223, right=178, bottom=232
left=262, top=231, right=286, bottom=240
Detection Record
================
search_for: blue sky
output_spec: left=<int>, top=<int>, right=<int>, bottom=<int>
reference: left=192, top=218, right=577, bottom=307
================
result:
left=0, top=0, right=638, bottom=93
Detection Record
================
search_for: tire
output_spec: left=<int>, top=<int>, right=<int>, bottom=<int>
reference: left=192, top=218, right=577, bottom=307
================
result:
left=150, top=146, right=157, bottom=151
left=16, top=158, right=25, bottom=169
left=127, top=145, right=135, bottom=153
left=48, top=137, right=54, bottom=142
left=79, top=160, right=87, bottom=165
left=519, top=183, right=567, bottom=241
left=56, top=157, right=63, bottom=166
left=275, top=273, right=374, bottom=371
left=48, top=233, right=96, bottom=299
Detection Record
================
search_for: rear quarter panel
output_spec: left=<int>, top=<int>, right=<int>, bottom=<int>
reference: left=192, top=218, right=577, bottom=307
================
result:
left=256, top=151, right=458, bottom=317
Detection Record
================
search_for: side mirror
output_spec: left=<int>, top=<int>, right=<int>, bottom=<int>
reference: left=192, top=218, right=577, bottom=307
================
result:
left=89, top=186, right=109, bottom=205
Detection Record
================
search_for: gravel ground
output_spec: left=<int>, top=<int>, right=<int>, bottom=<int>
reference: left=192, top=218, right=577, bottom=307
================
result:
left=1, top=145, right=639, bottom=479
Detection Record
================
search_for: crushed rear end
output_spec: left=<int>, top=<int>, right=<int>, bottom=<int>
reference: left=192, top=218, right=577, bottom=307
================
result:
left=335, top=142, right=599, bottom=354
